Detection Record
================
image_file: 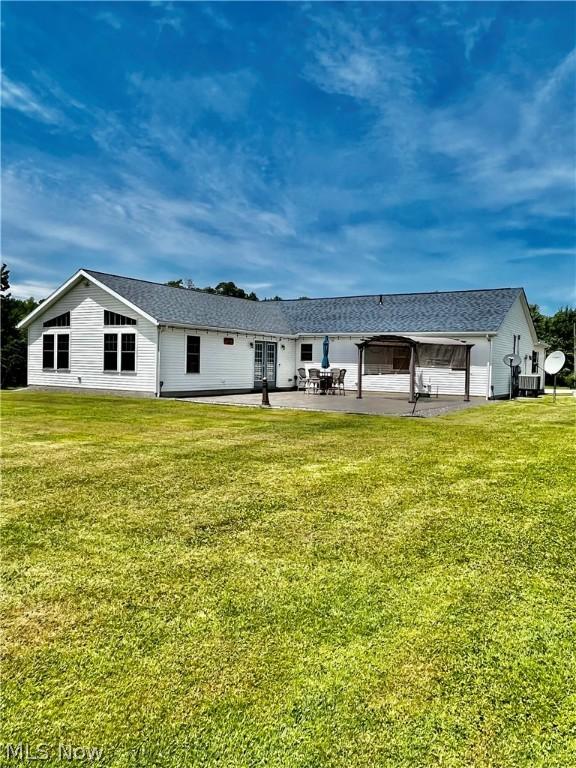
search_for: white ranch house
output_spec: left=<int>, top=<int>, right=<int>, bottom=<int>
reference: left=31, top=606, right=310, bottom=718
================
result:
left=18, top=269, right=546, bottom=400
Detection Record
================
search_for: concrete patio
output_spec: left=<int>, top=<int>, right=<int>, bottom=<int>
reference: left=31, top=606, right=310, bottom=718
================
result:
left=179, top=390, right=490, bottom=417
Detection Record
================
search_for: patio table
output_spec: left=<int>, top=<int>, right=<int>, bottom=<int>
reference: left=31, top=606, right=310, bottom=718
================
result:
left=318, top=371, right=333, bottom=395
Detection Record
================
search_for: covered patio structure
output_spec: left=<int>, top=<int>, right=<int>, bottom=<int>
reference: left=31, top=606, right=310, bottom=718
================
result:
left=356, top=335, right=473, bottom=403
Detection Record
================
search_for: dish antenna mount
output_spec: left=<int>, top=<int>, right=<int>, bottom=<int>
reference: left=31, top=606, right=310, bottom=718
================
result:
left=502, top=353, right=522, bottom=400
left=544, top=350, right=566, bottom=402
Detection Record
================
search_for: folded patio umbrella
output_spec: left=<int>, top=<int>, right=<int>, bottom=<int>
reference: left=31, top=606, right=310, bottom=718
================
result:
left=321, top=335, right=330, bottom=369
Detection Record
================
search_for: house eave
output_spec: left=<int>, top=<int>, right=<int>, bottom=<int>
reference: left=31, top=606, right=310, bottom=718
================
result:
left=294, top=330, right=498, bottom=338
left=159, top=321, right=296, bottom=339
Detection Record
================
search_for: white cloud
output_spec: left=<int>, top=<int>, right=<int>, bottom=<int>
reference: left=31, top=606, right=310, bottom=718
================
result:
left=150, top=1, right=184, bottom=36
left=2, top=11, right=574, bottom=307
left=96, top=11, right=122, bottom=31
left=129, top=69, right=257, bottom=124
left=1, top=73, right=63, bottom=124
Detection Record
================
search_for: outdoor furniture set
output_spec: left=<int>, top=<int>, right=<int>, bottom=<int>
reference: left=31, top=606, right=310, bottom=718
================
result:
left=296, top=368, right=347, bottom=395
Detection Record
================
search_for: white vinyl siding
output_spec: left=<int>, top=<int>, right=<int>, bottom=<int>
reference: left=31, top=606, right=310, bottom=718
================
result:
left=490, top=296, right=541, bottom=397
left=159, top=328, right=296, bottom=394
left=27, top=281, right=157, bottom=393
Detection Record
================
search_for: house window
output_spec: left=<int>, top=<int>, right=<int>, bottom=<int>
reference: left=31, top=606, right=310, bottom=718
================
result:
left=121, top=333, right=136, bottom=372
left=532, top=352, right=539, bottom=374
left=104, top=310, right=136, bottom=326
left=223, top=337, right=234, bottom=345
left=56, top=334, right=70, bottom=369
left=43, top=311, right=70, bottom=328
left=300, top=343, right=313, bottom=361
left=104, top=334, right=118, bottom=371
left=43, top=335, right=55, bottom=369
left=186, top=335, right=200, bottom=373
left=103, top=332, right=136, bottom=372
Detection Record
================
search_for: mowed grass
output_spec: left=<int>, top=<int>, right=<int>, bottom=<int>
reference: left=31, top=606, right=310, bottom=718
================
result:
left=1, top=392, right=575, bottom=768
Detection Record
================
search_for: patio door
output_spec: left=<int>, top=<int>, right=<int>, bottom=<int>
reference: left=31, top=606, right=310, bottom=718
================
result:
left=254, top=341, right=277, bottom=389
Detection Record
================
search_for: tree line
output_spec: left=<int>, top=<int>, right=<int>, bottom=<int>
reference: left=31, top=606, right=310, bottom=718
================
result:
left=165, top=278, right=309, bottom=302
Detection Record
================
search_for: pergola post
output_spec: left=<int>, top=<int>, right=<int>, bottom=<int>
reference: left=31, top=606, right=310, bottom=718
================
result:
left=408, top=343, right=416, bottom=403
left=464, top=345, right=471, bottom=402
left=356, top=345, right=363, bottom=399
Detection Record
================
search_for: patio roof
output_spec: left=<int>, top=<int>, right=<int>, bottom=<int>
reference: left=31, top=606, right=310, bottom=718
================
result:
left=355, top=334, right=473, bottom=403
left=356, top=334, right=471, bottom=348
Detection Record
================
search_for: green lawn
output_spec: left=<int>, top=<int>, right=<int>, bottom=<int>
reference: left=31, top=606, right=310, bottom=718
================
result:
left=1, top=392, right=575, bottom=768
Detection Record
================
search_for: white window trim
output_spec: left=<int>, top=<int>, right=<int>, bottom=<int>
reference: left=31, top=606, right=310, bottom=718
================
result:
left=103, top=330, right=138, bottom=375
left=184, top=333, right=201, bottom=375
left=42, top=330, right=71, bottom=372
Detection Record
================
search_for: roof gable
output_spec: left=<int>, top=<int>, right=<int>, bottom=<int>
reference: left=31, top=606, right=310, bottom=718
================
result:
left=16, top=270, right=158, bottom=330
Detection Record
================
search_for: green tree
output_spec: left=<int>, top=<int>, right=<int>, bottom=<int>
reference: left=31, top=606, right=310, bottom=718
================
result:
left=530, top=303, right=575, bottom=387
left=1, top=264, right=38, bottom=388
left=166, top=278, right=259, bottom=301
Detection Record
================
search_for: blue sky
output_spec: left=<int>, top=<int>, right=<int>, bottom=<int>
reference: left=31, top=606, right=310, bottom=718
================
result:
left=2, top=1, right=575, bottom=311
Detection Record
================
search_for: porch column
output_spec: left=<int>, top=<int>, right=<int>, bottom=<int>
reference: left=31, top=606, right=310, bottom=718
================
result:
left=464, top=345, right=471, bottom=402
left=408, top=344, right=416, bottom=403
left=356, top=345, right=363, bottom=399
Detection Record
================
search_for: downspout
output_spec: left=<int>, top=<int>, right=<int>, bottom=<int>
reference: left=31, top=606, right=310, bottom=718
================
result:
left=156, top=326, right=162, bottom=397
left=486, top=334, right=493, bottom=400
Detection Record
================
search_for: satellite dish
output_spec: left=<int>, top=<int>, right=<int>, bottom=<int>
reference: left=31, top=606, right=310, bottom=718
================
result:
left=502, top=353, right=522, bottom=368
left=544, top=350, right=566, bottom=375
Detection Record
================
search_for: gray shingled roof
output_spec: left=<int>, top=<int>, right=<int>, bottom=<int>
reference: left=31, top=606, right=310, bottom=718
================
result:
left=86, top=270, right=522, bottom=335
left=87, top=270, right=291, bottom=334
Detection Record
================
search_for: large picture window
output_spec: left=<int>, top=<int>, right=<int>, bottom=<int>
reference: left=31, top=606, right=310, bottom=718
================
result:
left=56, top=335, right=70, bottom=369
left=186, top=335, right=200, bottom=374
left=43, top=335, right=55, bottom=369
left=103, top=332, right=136, bottom=372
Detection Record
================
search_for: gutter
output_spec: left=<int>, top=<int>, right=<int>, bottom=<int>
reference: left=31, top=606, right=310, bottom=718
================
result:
left=156, top=326, right=162, bottom=398
left=295, top=330, right=498, bottom=339
left=159, top=322, right=297, bottom=339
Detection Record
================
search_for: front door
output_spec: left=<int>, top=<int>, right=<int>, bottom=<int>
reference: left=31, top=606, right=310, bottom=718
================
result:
left=254, top=341, right=277, bottom=389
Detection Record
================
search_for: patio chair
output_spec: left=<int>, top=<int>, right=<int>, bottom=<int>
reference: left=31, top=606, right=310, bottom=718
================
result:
left=296, top=368, right=308, bottom=392
left=335, top=369, right=346, bottom=395
left=307, top=368, right=320, bottom=394
left=329, top=368, right=340, bottom=394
